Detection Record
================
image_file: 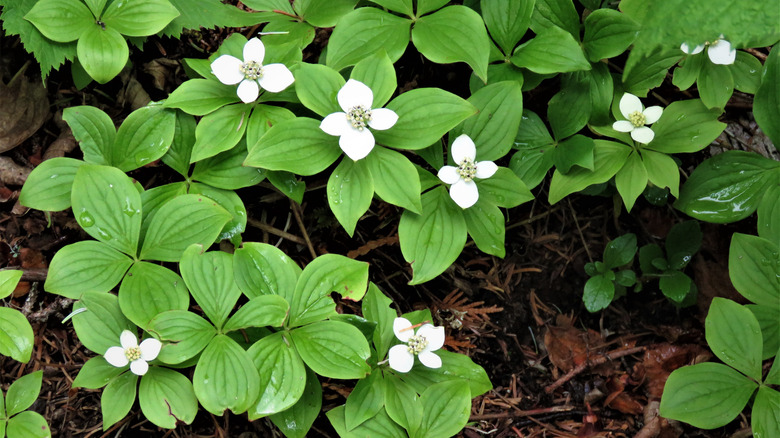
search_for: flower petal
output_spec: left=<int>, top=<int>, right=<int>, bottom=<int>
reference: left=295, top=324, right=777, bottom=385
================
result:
left=418, top=351, right=442, bottom=369
left=393, top=317, right=413, bottom=342
left=320, top=112, right=351, bottom=136
left=612, top=120, right=635, bottom=132
left=451, top=134, right=476, bottom=163
left=237, top=79, right=260, bottom=103
left=438, top=165, right=460, bottom=184
left=258, top=64, right=295, bottom=93
left=631, top=126, right=655, bottom=144
left=368, top=108, right=398, bottom=131
left=707, top=39, right=736, bottom=65
left=339, top=127, right=374, bottom=161
left=417, top=324, right=445, bottom=351
left=475, top=161, right=497, bottom=179
left=211, top=55, right=244, bottom=85
left=388, top=345, right=415, bottom=373
left=104, top=346, right=129, bottom=368
left=618, top=93, right=643, bottom=118
left=120, top=330, right=138, bottom=349
left=130, top=359, right=149, bottom=376
left=643, top=106, right=663, bottom=125
left=243, top=37, right=265, bottom=64
left=139, top=338, right=162, bottom=361
left=449, top=179, right=479, bottom=209
left=338, top=79, right=373, bottom=112
left=680, top=42, right=704, bottom=55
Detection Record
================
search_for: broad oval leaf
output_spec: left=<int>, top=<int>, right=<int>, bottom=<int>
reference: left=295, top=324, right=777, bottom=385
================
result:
left=71, top=292, right=135, bottom=357
left=463, top=199, right=505, bottom=257
left=6, top=410, right=50, bottom=438
left=583, top=8, right=639, bottom=62
left=234, top=242, right=301, bottom=300
left=705, top=298, right=763, bottom=381
left=138, top=367, right=197, bottom=429
left=222, top=295, right=289, bottom=332
left=246, top=332, right=306, bottom=419
left=752, top=385, right=780, bottom=438
left=0, top=308, right=34, bottom=363
left=327, top=158, right=374, bottom=237
left=45, top=241, right=132, bottom=299
left=102, top=0, right=180, bottom=37
left=191, top=104, right=250, bottom=162
left=754, top=45, right=780, bottom=144
left=24, top=0, right=94, bottom=42
left=149, top=310, right=216, bottom=365
left=290, top=320, right=371, bottom=379
left=511, top=26, right=591, bottom=74
left=101, top=371, right=138, bottom=430
left=480, top=0, right=533, bottom=55
left=76, top=25, right=128, bottom=84
left=268, top=367, right=322, bottom=438
left=400, top=350, right=492, bottom=398
left=364, top=146, right=422, bottom=213
left=416, top=380, right=472, bottom=438
left=72, top=356, right=124, bottom=389
left=351, top=50, right=397, bottom=109
left=193, top=334, right=261, bottom=415
left=729, top=233, right=780, bottom=308
left=62, top=106, right=115, bottom=166
left=293, top=63, right=344, bottom=118
left=179, top=244, right=241, bottom=330
left=118, top=262, right=189, bottom=330
left=326, top=8, right=411, bottom=71
left=345, top=371, right=385, bottom=430
left=164, top=78, right=240, bottom=116
left=19, top=157, right=85, bottom=211
left=113, top=105, right=176, bottom=171
left=548, top=140, right=631, bottom=204
left=583, top=274, right=614, bottom=312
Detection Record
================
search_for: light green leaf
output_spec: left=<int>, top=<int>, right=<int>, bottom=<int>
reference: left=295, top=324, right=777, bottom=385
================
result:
left=327, top=405, right=407, bottom=438
left=622, top=49, right=681, bottom=96
left=138, top=182, right=187, bottom=239
left=530, top=0, right=580, bottom=39
left=118, top=262, right=189, bottom=330
left=102, top=0, right=180, bottom=37
left=293, top=63, right=345, bottom=117
left=246, top=104, right=297, bottom=143
left=746, top=304, right=779, bottom=360
left=673, top=53, right=704, bottom=91
left=758, top=183, right=780, bottom=245
left=706, top=298, right=763, bottom=381
left=24, top=0, right=94, bottom=42
left=71, top=292, right=135, bottom=356
left=233, top=242, right=301, bottom=300
left=463, top=199, right=505, bottom=257
left=0, top=307, right=32, bottom=360
left=76, top=25, right=128, bottom=84
left=583, top=8, right=639, bottom=62
left=345, top=371, right=385, bottom=430
left=193, top=334, right=260, bottom=415
left=370, top=0, right=413, bottom=17
left=247, top=332, right=306, bottom=419
left=44, top=242, right=132, bottom=299
left=62, top=105, right=114, bottom=165
left=615, top=151, right=647, bottom=212
left=548, top=140, right=631, bottom=204
left=0, top=270, right=22, bottom=300
left=268, top=367, right=322, bottom=438
left=754, top=45, right=780, bottom=146
left=729, top=233, right=780, bottom=307
left=161, top=111, right=195, bottom=177
left=138, top=367, right=197, bottom=429
left=4, top=362, right=39, bottom=408
left=361, top=284, right=396, bottom=359
left=179, top=245, right=241, bottom=330
left=191, top=143, right=265, bottom=190
left=553, top=135, right=594, bottom=173
left=72, top=356, right=124, bottom=389
left=101, top=372, right=138, bottom=430
left=383, top=374, right=422, bottom=433
left=326, top=8, right=411, bottom=72
left=731, top=52, right=763, bottom=94
left=511, top=26, right=591, bottom=74
left=698, top=62, right=734, bottom=109
left=6, top=410, right=50, bottom=438
left=113, top=105, right=176, bottom=171
left=416, top=0, right=448, bottom=16
left=753, top=386, right=780, bottom=438
left=364, top=146, right=422, bottom=213
left=351, top=50, right=396, bottom=108
left=416, top=380, right=471, bottom=438
left=83, top=0, right=107, bottom=16
left=163, top=79, right=240, bottom=116
left=223, top=295, right=289, bottom=332
left=19, top=157, right=85, bottom=211
left=400, top=350, right=492, bottom=397
left=290, top=321, right=371, bottom=379
left=641, top=149, right=680, bottom=198
left=294, top=0, right=356, bottom=27
left=191, top=104, right=249, bottom=162
left=412, top=6, right=490, bottom=82
left=328, top=158, right=374, bottom=236
left=149, top=310, right=215, bottom=364
left=188, top=183, right=247, bottom=244
left=480, top=0, right=533, bottom=55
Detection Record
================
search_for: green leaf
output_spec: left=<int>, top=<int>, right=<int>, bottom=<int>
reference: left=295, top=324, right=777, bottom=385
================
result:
left=102, top=0, right=180, bottom=37
left=164, top=79, right=240, bottom=116
left=246, top=332, right=306, bottom=419
left=375, top=88, right=477, bottom=150
left=267, top=171, right=306, bottom=203
left=44, top=241, right=132, bottom=299
left=72, top=356, right=124, bottom=389
left=383, top=374, right=422, bottom=433
left=179, top=245, right=241, bottom=330
left=758, top=183, right=780, bottom=245
left=583, top=274, right=614, bottom=312
left=399, top=187, right=467, bottom=284
left=0, top=307, right=35, bottom=363
left=659, top=362, right=758, bottom=429
left=401, top=350, right=492, bottom=397
left=294, top=0, right=356, bottom=27
left=193, top=334, right=260, bottom=415
left=6, top=411, right=50, bottom=438
left=245, top=104, right=297, bottom=144
left=233, top=242, right=301, bottom=300
left=62, top=105, right=115, bottom=166
left=530, top=0, right=579, bottom=38
left=746, top=304, right=779, bottom=360
left=511, top=27, right=591, bottom=74
left=675, top=151, right=779, bottom=223
left=326, top=8, right=411, bottom=72
left=76, top=25, right=128, bottom=84
left=5, top=370, right=41, bottom=416
left=706, top=298, right=763, bottom=380
left=451, top=81, right=524, bottom=161
left=474, top=168, right=534, bottom=209
left=223, top=295, right=289, bottom=332
left=118, top=262, right=189, bottom=330
left=753, top=386, right=780, bottom=438
left=641, top=149, right=680, bottom=198
left=351, top=50, right=397, bottom=108
left=604, top=233, right=637, bottom=269
left=192, top=144, right=265, bottom=190
left=293, top=63, right=345, bottom=117
left=361, top=284, right=396, bottom=359
left=149, top=310, right=215, bottom=364
left=698, top=62, right=734, bottom=109
left=614, top=151, right=647, bottom=212
left=345, top=371, right=385, bottom=430
left=138, top=183, right=187, bottom=238
left=101, top=372, right=138, bottom=430
left=290, top=321, right=371, bottom=379
left=0, top=270, right=22, bottom=300
left=622, top=49, right=681, bottom=96
left=138, top=367, right=197, bottom=429
left=754, top=45, right=780, bottom=146
left=548, top=74, right=590, bottom=140
left=261, top=16, right=315, bottom=49
left=83, top=0, right=106, bottom=16
left=161, top=111, right=195, bottom=177
left=71, top=292, right=134, bottom=355
left=666, top=221, right=702, bottom=269
left=370, top=0, right=414, bottom=17
left=416, top=0, right=448, bottom=16
left=327, top=158, right=374, bottom=236
left=553, top=135, right=594, bottom=173
left=548, top=140, right=631, bottom=204
left=138, top=194, right=231, bottom=262
left=288, top=254, right=369, bottom=327
left=729, top=233, right=779, bottom=307
left=412, top=6, right=490, bottom=82
left=24, top=0, right=94, bottom=42
left=583, top=8, right=638, bottom=62
left=463, top=199, right=505, bottom=257
left=480, top=0, right=533, bottom=55
left=673, top=53, right=704, bottom=91
left=767, top=352, right=780, bottom=385
left=588, top=63, right=616, bottom=125
left=660, top=271, right=693, bottom=303
left=416, top=380, right=471, bottom=438
left=191, top=104, right=249, bottom=162
left=328, top=405, right=407, bottom=438
left=268, top=367, right=322, bottom=438
left=19, top=157, right=85, bottom=211
left=188, top=183, right=247, bottom=245
left=245, top=117, right=342, bottom=175
left=163, top=0, right=260, bottom=38
left=113, top=105, right=176, bottom=171
left=364, top=146, right=422, bottom=213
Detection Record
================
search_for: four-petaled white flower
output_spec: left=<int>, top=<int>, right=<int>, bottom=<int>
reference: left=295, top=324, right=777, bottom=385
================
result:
left=104, top=330, right=162, bottom=376
left=211, top=37, right=295, bottom=104
left=612, top=93, right=663, bottom=144
left=320, top=79, right=399, bottom=161
left=680, top=35, right=736, bottom=65
left=437, top=134, right=497, bottom=209
left=388, top=317, right=445, bottom=373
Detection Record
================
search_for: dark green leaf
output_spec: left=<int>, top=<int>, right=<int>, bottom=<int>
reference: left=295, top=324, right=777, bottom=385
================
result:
left=247, top=332, right=306, bottom=419
left=326, top=8, right=411, bottom=72
left=193, top=334, right=260, bottom=415
left=583, top=274, right=614, bottom=312
left=754, top=45, right=780, bottom=146
left=706, top=298, right=763, bottom=380
left=101, top=372, right=138, bottom=430
left=138, top=367, right=198, bottom=429
left=327, top=158, right=374, bottom=236
left=290, top=321, right=371, bottom=379
left=480, top=0, right=533, bottom=55
left=511, top=27, right=591, bottom=74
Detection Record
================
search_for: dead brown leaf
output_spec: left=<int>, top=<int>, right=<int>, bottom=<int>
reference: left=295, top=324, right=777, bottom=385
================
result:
left=0, top=156, right=31, bottom=186
left=635, top=343, right=711, bottom=400
left=604, top=374, right=643, bottom=415
left=0, top=68, right=49, bottom=153
left=544, top=314, right=604, bottom=372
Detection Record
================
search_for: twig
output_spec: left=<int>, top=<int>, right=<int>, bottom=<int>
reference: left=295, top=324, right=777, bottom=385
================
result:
left=544, top=345, right=647, bottom=393
left=247, top=218, right=306, bottom=245
left=566, top=199, right=592, bottom=263
left=0, top=267, right=48, bottom=282
left=290, top=200, right=317, bottom=259
left=470, top=404, right=574, bottom=420
left=745, top=48, right=767, bottom=61
left=505, top=206, right=562, bottom=232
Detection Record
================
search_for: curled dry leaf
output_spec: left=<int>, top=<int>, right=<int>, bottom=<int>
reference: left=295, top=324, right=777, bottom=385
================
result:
left=544, top=314, right=604, bottom=373
left=0, top=70, right=49, bottom=153
left=0, top=156, right=31, bottom=186
left=42, top=111, right=77, bottom=160
left=635, top=342, right=711, bottom=399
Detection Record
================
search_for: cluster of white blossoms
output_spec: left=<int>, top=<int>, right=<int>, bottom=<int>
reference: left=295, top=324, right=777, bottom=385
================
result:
left=612, top=93, right=663, bottom=144
left=104, top=330, right=162, bottom=376
left=680, top=35, right=736, bottom=65
left=438, top=134, right=497, bottom=209
left=211, top=38, right=295, bottom=103
left=387, top=317, right=445, bottom=373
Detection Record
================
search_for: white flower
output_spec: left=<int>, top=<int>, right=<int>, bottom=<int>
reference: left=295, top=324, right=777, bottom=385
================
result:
left=211, top=37, right=295, bottom=103
left=437, top=134, right=497, bottom=209
left=611, top=93, right=663, bottom=144
left=680, top=35, right=736, bottom=65
left=388, top=317, right=445, bottom=373
left=320, top=79, right=399, bottom=161
left=104, top=330, right=162, bottom=376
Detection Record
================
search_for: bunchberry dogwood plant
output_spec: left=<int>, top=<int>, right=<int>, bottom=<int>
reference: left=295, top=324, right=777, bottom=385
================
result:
left=211, top=37, right=294, bottom=103
left=612, top=93, right=664, bottom=144
left=680, top=34, right=737, bottom=65
left=104, top=330, right=162, bottom=376
left=438, top=134, right=497, bottom=208
left=388, top=317, right=445, bottom=373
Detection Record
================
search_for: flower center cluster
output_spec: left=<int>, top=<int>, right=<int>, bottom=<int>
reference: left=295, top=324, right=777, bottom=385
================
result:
left=457, top=157, right=478, bottom=182
left=125, top=346, right=142, bottom=361
left=239, top=60, right=263, bottom=80
left=346, top=105, right=372, bottom=130
left=406, top=334, right=428, bottom=355
left=628, top=110, right=646, bottom=127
